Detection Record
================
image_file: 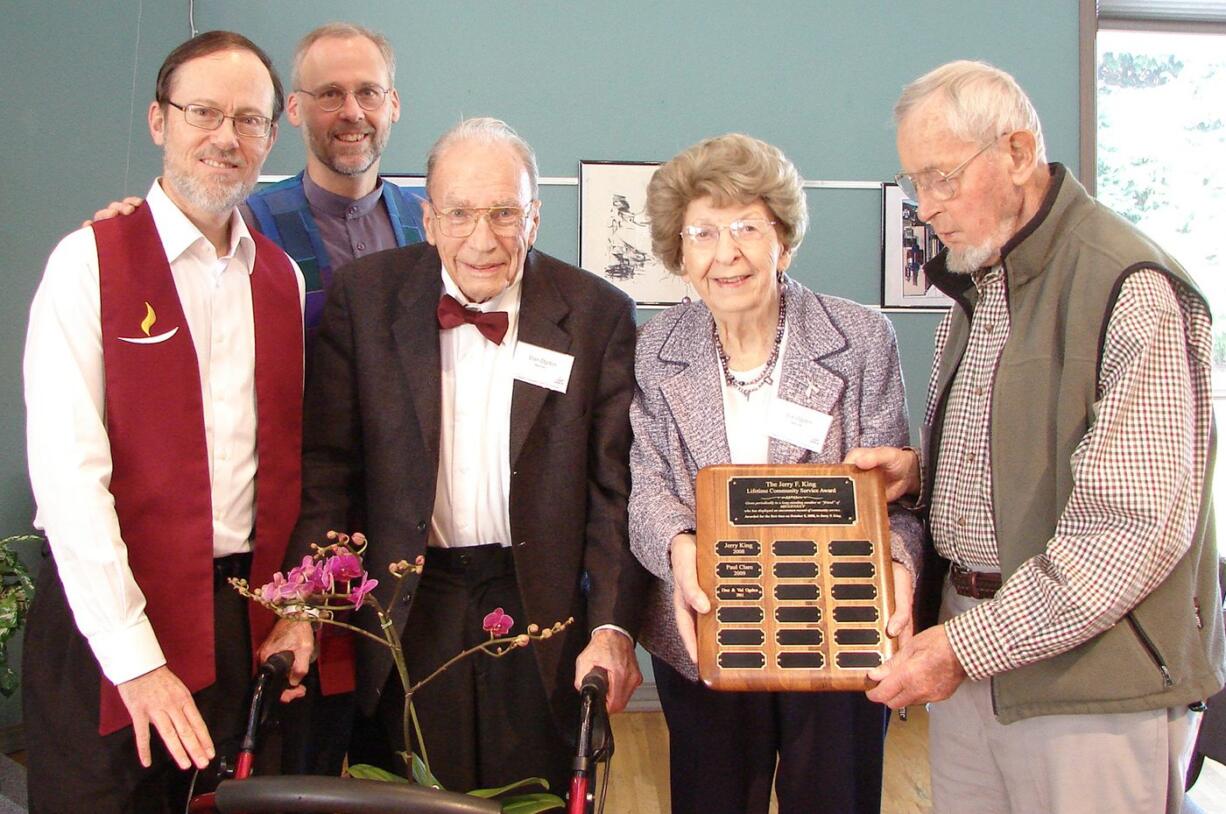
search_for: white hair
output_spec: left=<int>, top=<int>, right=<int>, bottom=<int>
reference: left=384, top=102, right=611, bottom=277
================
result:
left=425, top=117, right=540, bottom=200
left=895, top=60, right=1046, bottom=164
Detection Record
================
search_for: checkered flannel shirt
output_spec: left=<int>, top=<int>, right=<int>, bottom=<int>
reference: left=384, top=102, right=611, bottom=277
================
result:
left=927, top=267, right=1214, bottom=681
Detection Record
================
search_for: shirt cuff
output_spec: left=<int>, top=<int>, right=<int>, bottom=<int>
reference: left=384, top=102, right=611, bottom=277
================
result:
left=592, top=624, right=633, bottom=644
left=89, top=617, right=167, bottom=685
left=943, top=599, right=1015, bottom=681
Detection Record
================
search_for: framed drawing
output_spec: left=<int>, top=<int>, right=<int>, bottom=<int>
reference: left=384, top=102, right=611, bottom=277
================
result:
left=881, top=183, right=951, bottom=309
left=579, top=160, right=695, bottom=307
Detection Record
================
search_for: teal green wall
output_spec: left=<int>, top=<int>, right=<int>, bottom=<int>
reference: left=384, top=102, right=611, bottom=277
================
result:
left=0, top=1, right=1081, bottom=733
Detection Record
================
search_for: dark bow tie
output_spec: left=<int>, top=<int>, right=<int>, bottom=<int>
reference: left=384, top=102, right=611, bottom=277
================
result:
left=436, top=293, right=509, bottom=345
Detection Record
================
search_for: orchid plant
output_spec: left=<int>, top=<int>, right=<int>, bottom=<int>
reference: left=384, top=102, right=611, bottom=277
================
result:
left=232, top=531, right=571, bottom=814
left=0, top=535, right=37, bottom=697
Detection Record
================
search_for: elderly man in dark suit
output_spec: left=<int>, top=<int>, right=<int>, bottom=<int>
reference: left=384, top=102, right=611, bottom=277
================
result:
left=258, top=117, right=647, bottom=794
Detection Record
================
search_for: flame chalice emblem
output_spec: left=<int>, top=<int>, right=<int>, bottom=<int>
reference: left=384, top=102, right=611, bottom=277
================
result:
left=118, top=301, right=179, bottom=344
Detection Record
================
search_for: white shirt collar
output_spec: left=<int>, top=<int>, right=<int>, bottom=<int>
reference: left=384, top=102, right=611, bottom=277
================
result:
left=145, top=179, right=256, bottom=272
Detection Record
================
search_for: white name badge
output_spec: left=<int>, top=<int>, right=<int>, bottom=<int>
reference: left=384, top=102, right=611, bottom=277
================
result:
left=767, top=398, right=833, bottom=453
left=513, top=342, right=575, bottom=393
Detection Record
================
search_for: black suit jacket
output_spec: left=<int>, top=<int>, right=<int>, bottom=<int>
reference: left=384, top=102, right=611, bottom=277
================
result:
left=289, top=243, right=647, bottom=725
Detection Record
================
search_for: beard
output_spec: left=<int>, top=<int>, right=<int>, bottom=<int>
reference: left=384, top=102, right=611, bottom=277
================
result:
left=307, top=122, right=389, bottom=177
left=946, top=241, right=1001, bottom=274
left=164, top=149, right=254, bottom=216
left=944, top=211, right=1021, bottom=274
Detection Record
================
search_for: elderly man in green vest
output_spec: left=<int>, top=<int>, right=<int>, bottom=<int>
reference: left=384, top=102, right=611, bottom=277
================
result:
left=848, top=60, right=1223, bottom=814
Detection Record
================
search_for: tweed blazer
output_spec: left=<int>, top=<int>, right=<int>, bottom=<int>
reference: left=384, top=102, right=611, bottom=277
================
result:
left=628, top=278, right=923, bottom=679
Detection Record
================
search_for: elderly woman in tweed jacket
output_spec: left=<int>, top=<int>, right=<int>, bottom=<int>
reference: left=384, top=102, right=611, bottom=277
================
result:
left=629, top=133, right=923, bottom=814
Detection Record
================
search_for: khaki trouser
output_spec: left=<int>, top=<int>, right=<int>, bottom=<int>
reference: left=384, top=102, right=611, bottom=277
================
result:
left=929, top=577, right=1201, bottom=814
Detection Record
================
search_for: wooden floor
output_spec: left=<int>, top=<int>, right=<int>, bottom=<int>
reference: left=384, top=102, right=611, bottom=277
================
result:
left=600, top=706, right=1226, bottom=814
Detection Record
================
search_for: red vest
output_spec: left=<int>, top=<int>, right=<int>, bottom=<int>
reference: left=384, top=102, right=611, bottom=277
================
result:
left=92, top=204, right=303, bottom=735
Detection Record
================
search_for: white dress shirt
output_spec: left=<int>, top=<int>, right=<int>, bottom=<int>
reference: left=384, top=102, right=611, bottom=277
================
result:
left=23, top=180, right=304, bottom=685
left=431, top=267, right=522, bottom=548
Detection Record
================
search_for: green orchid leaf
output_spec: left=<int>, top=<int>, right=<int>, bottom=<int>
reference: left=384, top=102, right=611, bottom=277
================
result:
left=0, top=667, right=17, bottom=697
left=346, top=763, right=408, bottom=783
left=498, top=792, right=566, bottom=814
left=467, top=776, right=549, bottom=798
left=411, top=751, right=445, bottom=789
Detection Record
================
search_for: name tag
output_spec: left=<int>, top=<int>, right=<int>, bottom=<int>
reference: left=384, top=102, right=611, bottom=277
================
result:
left=767, top=398, right=833, bottom=453
left=513, top=342, right=574, bottom=393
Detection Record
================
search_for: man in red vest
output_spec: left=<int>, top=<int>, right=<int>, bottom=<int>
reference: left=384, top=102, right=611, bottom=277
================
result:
left=21, top=31, right=304, bottom=813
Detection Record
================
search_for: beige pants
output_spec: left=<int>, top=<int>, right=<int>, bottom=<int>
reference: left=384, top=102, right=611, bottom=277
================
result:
left=929, top=578, right=1202, bottom=814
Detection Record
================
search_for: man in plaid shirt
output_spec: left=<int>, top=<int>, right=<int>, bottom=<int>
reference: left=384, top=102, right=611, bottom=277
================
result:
left=848, top=60, right=1223, bottom=814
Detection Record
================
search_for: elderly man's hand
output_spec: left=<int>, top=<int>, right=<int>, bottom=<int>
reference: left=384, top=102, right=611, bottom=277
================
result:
left=574, top=628, right=642, bottom=714
left=866, top=623, right=966, bottom=709
left=257, top=618, right=316, bottom=703
left=116, top=665, right=215, bottom=770
left=844, top=446, right=921, bottom=502
left=81, top=196, right=144, bottom=228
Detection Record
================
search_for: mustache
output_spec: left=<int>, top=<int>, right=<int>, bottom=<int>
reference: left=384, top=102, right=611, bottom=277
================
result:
left=195, top=149, right=246, bottom=168
left=329, top=125, right=375, bottom=138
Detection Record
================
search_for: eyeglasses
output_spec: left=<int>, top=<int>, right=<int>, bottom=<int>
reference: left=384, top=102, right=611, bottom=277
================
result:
left=167, top=101, right=272, bottom=138
left=296, top=84, right=390, bottom=112
left=894, top=136, right=1002, bottom=202
left=429, top=203, right=535, bottom=238
left=680, top=217, right=778, bottom=247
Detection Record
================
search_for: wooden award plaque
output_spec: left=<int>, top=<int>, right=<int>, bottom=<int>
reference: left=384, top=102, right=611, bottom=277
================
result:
left=695, top=464, right=895, bottom=692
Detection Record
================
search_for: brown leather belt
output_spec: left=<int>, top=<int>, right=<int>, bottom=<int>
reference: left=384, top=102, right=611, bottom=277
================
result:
left=950, top=562, right=1002, bottom=599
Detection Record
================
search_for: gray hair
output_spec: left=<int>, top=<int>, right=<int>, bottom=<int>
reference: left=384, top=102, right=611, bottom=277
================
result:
left=425, top=117, right=540, bottom=201
left=646, top=133, right=808, bottom=275
left=292, top=22, right=396, bottom=89
left=894, top=60, right=1046, bottom=164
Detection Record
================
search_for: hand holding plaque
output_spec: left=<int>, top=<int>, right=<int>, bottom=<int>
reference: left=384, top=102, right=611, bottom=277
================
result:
left=695, top=464, right=896, bottom=692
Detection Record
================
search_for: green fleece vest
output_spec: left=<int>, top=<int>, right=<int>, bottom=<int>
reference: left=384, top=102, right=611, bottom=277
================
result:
left=925, top=164, right=1224, bottom=724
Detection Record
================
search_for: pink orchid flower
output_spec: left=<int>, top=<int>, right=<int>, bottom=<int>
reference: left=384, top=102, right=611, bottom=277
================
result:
left=323, top=548, right=365, bottom=584
left=347, top=575, right=379, bottom=606
left=482, top=607, right=514, bottom=637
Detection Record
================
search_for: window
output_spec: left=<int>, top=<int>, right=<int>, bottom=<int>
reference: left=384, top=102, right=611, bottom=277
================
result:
left=1087, top=4, right=1226, bottom=540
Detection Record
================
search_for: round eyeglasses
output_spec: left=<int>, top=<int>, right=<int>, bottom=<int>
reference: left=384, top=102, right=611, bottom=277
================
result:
left=894, top=136, right=1003, bottom=202
left=167, top=101, right=272, bottom=138
left=296, top=84, right=390, bottom=113
left=429, top=203, right=535, bottom=238
left=680, top=217, right=778, bottom=248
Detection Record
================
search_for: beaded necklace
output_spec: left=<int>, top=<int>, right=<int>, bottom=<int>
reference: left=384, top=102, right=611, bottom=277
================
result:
left=712, top=287, right=786, bottom=401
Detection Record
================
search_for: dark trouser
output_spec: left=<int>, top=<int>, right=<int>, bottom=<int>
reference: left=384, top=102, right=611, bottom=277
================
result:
left=278, top=666, right=353, bottom=776
left=653, top=655, right=887, bottom=814
left=23, top=556, right=258, bottom=814
left=370, top=544, right=573, bottom=796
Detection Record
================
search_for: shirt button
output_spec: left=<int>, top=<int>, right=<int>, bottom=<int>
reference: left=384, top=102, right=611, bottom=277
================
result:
left=401, top=592, right=412, bottom=606
left=356, top=242, right=366, bottom=252
left=348, top=206, right=358, bottom=215
left=416, top=521, right=427, bottom=533
left=984, top=323, right=995, bottom=333
left=974, top=386, right=985, bottom=396
left=956, top=517, right=967, bottom=527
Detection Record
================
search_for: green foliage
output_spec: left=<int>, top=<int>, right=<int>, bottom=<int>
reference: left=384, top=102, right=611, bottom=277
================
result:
left=0, top=535, right=37, bottom=697
left=500, top=793, right=567, bottom=814
left=1095, top=156, right=1168, bottom=225
left=1099, top=52, right=1183, bottom=89
left=467, top=777, right=551, bottom=798
left=348, top=763, right=563, bottom=811
left=347, top=764, right=408, bottom=783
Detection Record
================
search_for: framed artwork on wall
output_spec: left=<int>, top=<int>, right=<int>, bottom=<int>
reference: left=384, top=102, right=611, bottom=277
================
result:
left=881, top=183, right=951, bottom=310
left=578, top=160, right=695, bottom=307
